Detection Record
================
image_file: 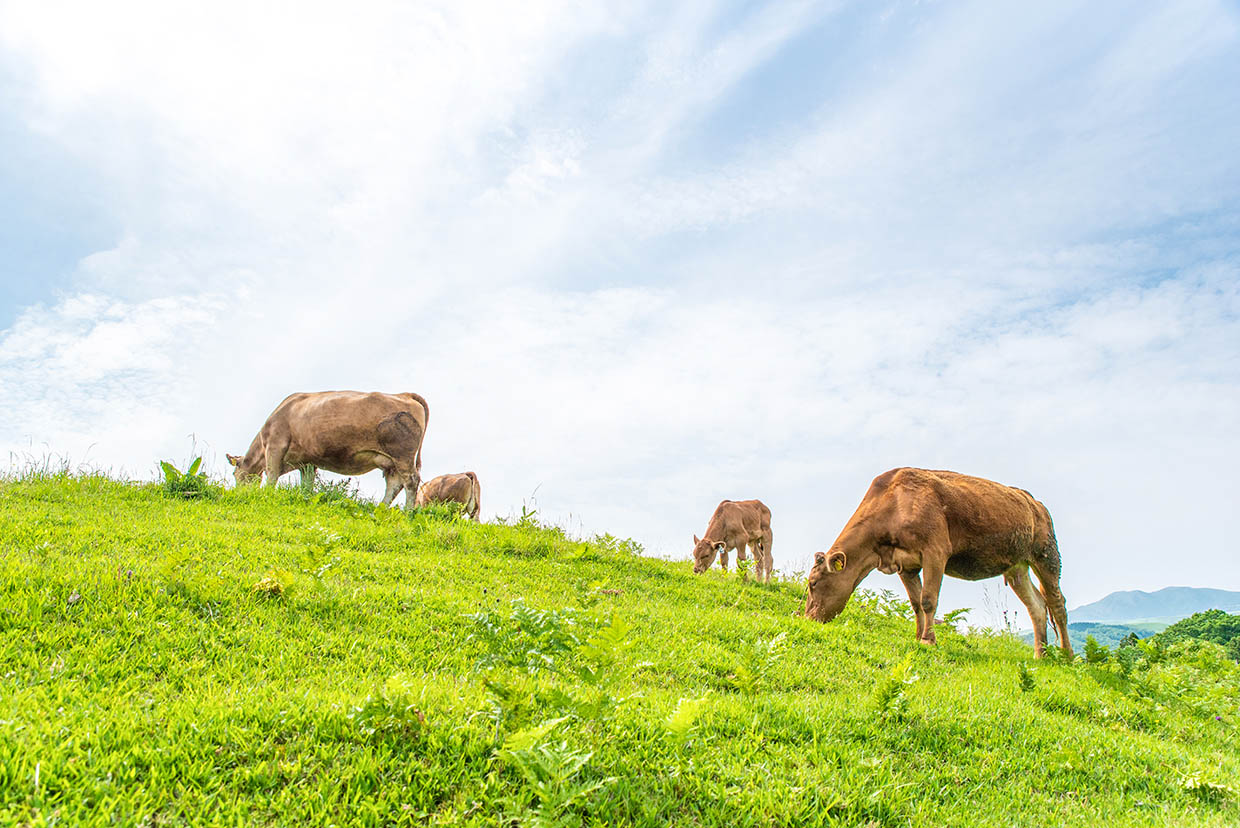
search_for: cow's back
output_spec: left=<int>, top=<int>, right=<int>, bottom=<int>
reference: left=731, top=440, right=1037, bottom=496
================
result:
left=730, top=499, right=771, bottom=529
left=280, top=392, right=418, bottom=439
left=709, top=498, right=770, bottom=537
left=266, top=391, right=427, bottom=472
left=924, top=471, right=1050, bottom=544
left=874, top=468, right=1056, bottom=574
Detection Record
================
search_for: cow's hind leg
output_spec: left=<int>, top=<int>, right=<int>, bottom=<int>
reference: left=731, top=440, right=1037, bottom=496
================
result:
left=1006, top=565, right=1049, bottom=658
left=381, top=470, right=403, bottom=506
left=752, top=541, right=770, bottom=583
left=1031, top=560, right=1073, bottom=659
left=376, top=410, right=424, bottom=513
left=761, top=527, right=774, bottom=583
left=400, top=469, right=421, bottom=513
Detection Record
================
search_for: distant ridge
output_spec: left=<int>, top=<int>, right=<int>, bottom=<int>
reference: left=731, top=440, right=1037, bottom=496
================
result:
left=1070, top=586, right=1240, bottom=624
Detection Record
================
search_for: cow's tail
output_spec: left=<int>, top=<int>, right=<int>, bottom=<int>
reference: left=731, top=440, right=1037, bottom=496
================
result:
left=404, top=392, right=430, bottom=471
left=465, top=471, right=480, bottom=520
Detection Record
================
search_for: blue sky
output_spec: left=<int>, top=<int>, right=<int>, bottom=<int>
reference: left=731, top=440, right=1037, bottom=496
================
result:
left=2, top=0, right=1238, bottom=621
left=0, top=89, right=111, bottom=326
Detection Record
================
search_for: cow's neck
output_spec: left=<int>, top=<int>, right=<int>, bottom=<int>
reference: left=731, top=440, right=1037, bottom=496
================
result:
left=241, top=433, right=265, bottom=473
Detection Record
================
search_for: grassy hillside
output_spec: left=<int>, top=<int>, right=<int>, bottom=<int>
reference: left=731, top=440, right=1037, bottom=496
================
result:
left=2, top=474, right=1239, bottom=827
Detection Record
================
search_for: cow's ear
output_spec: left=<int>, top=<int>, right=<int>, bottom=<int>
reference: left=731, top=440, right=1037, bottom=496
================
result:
left=813, top=551, right=827, bottom=567
left=226, top=454, right=241, bottom=467
left=693, top=534, right=700, bottom=546
left=827, top=551, right=847, bottom=572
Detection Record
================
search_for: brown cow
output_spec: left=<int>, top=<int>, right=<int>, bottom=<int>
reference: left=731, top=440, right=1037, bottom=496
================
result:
left=691, top=499, right=774, bottom=583
left=414, top=472, right=481, bottom=520
left=227, top=390, right=429, bottom=511
left=803, top=468, right=1071, bottom=658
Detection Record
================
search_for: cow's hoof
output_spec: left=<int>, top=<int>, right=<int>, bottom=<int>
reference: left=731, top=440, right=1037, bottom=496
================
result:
left=918, top=633, right=937, bottom=646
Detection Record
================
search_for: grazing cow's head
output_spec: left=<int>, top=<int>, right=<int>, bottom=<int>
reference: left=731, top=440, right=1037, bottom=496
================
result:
left=804, top=549, right=856, bottom=622
left=226, top=453, right=260, bottom=485
left=691, top=535, right=725, bottom=574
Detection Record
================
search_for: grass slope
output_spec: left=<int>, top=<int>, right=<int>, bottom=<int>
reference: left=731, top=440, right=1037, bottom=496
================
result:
left=2, top=475, right=1238, bottom=827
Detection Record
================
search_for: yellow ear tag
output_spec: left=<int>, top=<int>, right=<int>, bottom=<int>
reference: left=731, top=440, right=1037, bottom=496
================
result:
left=832, top=558, right=845, bottom=571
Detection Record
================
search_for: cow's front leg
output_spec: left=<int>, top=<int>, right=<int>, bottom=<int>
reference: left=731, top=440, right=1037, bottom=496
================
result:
left=899, top=570, right=926, bottom=641
left=381, top=470, right=403, bottom=506
left=918, top=554, right=947, bottom=646
left=718, top=547, right=730, bottom=572
left=264, top=442, right=290, bottom=488
left=737, top=544, right=751, bottom=581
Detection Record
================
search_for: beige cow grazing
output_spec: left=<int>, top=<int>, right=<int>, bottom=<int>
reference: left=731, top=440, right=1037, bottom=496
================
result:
left=691, top=499, right=774, bottom=583
left=803, top=468, right=1072, bottom=658
left=414, top=472, right=481, bottom=520
left=227, top=391, right=429, bottom=511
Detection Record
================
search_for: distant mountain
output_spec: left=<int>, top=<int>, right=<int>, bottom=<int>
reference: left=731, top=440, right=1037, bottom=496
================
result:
left=1070, top=587, right=1240, bottom=624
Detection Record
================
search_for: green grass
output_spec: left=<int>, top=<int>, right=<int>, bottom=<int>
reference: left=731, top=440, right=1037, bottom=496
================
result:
left=2, top=473, right=1238, bottom=827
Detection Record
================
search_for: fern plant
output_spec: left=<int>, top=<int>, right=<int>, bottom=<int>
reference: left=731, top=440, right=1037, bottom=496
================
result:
left=575, top=614, right=632, bottom=686
left=941, top=607, right=971, bottom=631
left=467, top=599, right=581, bottom=674
left=499, top=718, right=611, bottom=828
left=1017, top=661, right=1035, bottom=692
left=729, top=631, right=787, bottom=694
left=349, top=672, right=427, bottom=741
left=665, top=693, right=711, bottom=748
left=872, top=653, right=920, bottom=716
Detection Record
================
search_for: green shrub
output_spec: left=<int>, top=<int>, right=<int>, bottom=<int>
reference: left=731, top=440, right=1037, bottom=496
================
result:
left=1084, top=635, right=1110, bottom=664
left=159, top=457, right=217, bottom=499
left=1156, top=610, right=1240, bottom=661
